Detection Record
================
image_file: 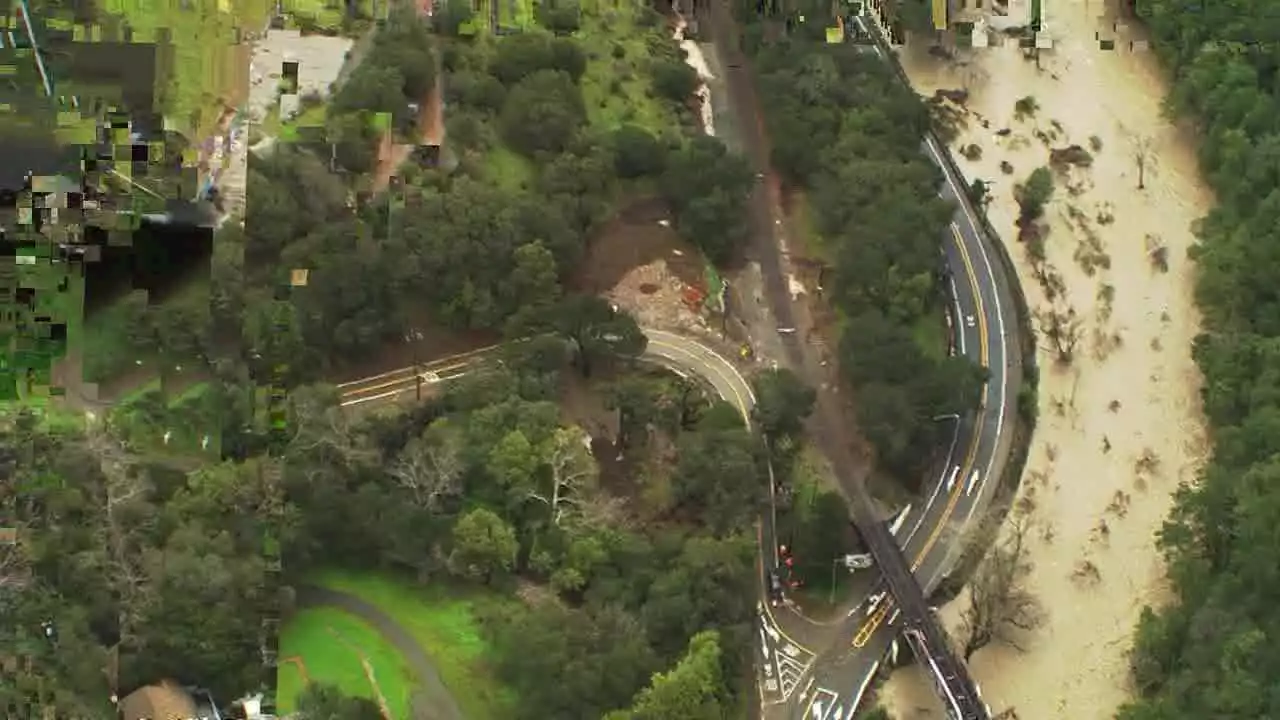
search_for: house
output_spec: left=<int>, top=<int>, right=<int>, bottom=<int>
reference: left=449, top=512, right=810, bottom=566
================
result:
left=117, top=679, right=200, bottom=720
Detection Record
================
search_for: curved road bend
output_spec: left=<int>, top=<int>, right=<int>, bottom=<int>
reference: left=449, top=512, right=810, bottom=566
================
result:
left=784, top=18, right=1024, bottom=720
left=334, top=328, right=822, bottom=707
left=295, top=584, right=465, bottom=720
left=696, top=5, right=1023, bottom=718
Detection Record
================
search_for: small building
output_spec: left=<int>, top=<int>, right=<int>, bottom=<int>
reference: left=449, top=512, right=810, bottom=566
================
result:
left=118, top=679, right=199, bottom=720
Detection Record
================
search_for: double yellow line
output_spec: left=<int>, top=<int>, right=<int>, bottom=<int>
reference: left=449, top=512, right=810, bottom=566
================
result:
left=852, top=225, right=989, bottom=648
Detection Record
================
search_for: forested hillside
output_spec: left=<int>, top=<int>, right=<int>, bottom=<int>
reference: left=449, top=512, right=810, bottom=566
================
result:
left=747, top=31, right=985, bottom=488
left=1119, top=3, right=1280, bottom=717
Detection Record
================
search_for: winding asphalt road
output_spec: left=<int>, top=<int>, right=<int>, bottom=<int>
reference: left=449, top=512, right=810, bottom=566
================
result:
left=295, top=584, right=464, bottom=720
left=769, top=15, right=1024, bottom=720
left=332, top=327, right=805, bottom=717
left=336, top=11, right=1023, bottom=713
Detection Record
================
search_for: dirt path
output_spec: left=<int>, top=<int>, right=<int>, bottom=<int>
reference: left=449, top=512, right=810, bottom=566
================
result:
left=296, top=584, right=464, bottom=720
left=876, top=3, right=1212, bottom=717
left=371, top=6, right=443, bottom=195
left=282, top=655, right=311, bottom=685
left=326, top=625, right=394, bottom=720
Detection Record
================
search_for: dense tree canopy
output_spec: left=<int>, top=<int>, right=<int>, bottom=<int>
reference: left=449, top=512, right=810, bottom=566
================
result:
left=32, top=5, right=775, bottom=718
left=604, top=630, right=731, bottom=720
left=220, top=19, right=740, bottom=384
left=751, top=38, right=984, bottom=486
left=1111, top=3, right=1280, bottom=718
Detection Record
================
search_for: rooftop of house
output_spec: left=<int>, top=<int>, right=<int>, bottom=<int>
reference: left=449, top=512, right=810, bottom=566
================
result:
left=118, top=679, right=198, bottom=720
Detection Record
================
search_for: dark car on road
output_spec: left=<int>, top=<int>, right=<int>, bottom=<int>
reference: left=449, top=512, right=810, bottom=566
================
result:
left=768, top=570, right=784, bottom=607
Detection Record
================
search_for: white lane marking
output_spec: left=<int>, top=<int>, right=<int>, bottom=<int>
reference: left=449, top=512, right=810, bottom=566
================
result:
left=904, top=419, right=962, bottom=547
left=848, top=659, right=880, bottom=715
left=924, top=137, right=1010, bottom=529
left=775, top=647, right=811, bottom=700
left=799, top=677, right=816, bottom=701
left=335, top=344, right=499, bottom=387
left=949, top=274, right=967, bottom=356
left=339, top=372, right=470, bottom=406
left=760, top=615, right=780, bottom=643
left=889, top=503, right=912, bottom=537
left=809, top=689, right=840, bottom=720
left=945, top=464, right=960, bottom=492
left=965, top=469, right=981, bottom=497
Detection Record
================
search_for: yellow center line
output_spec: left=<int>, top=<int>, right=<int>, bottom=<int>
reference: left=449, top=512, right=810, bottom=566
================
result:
left=851, top=224, right=989, bottom=647
left=852, top=599, right=892, bottom=648
left=953, top=225, right=990, bottom=404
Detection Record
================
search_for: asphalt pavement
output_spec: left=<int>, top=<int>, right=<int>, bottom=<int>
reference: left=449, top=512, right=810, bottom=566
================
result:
left=781, top=17, right=1023, bottom=720
left=295, top=584, right=464, bottom=720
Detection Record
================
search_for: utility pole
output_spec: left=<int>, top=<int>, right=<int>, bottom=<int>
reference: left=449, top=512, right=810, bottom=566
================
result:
left=406, top=328, right=424, bottom=400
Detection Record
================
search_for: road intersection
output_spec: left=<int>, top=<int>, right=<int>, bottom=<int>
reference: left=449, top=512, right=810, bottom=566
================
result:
left=336, top=10, right=1025, bottom=708
left=755, top=17, right=1023, bottom=719
left=334, top=328, right=830, bottom=708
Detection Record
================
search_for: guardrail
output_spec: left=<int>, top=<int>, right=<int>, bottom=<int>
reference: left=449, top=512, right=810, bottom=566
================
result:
left=863, top=22, right=1035, bottom=377
left=862, top=13, right=1039, bottom=588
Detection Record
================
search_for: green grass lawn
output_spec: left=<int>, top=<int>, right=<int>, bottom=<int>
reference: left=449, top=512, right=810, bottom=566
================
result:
left=277, top=606, right=416, bottom=718
left=576, top=3, right=677, bottom=135
left=309, top=569, right=520, bottom=720
left=790, top=192, right=827, bottom=261
left=99, top=0, right=270, bottom=140
left=83, top=273, right=211, bottom=387
left=3, top=259, right=83, bottom=404
left=283, top=0, right=346, bottom=32
left=111, top=380, right=223, bottom=460
left=483, top=144, right=535, bottom=191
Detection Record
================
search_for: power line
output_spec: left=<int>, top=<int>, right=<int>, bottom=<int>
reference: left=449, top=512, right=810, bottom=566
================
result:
left=13, top=0, right=53, bottom=97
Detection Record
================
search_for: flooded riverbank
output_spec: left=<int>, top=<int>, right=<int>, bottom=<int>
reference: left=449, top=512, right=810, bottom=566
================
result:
left=877, top=2, right=1214, bottom=717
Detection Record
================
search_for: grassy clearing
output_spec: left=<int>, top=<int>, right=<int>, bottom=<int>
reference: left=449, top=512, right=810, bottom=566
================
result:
left=576, top=3, right=674, bottom=135
left=484, top=144, right=535, bottom=191
left=99, top=0, right=270, bottom=140
left=911, top=312, right=948, bottom=362
left=83, top=274, right=210, bottom=387
left=309, top=568, right=520, bottom=720
left=112, top=380, right=222, bottom=459
left=283, top=0, right=343, bottom=31
left=3, top=261, right=82, bottom=404
left=789, top=192, right=827, bottom=261
left=280, top=0, right=380, bottom=35
left=495, top=0, right=535, bottom=31
left=277, top=606, right=416, bottom=718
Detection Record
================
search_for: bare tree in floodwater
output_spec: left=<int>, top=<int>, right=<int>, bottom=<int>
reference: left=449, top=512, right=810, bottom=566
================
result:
left=958, top=507, right=1046, bottom=660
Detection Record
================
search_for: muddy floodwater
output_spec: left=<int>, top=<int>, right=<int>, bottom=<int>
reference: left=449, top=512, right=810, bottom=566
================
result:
left=876, top=1, right=1214, bottom=717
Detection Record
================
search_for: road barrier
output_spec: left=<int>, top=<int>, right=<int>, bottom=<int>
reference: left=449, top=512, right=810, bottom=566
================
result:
left=864, top=19, right=1039, bottom=595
